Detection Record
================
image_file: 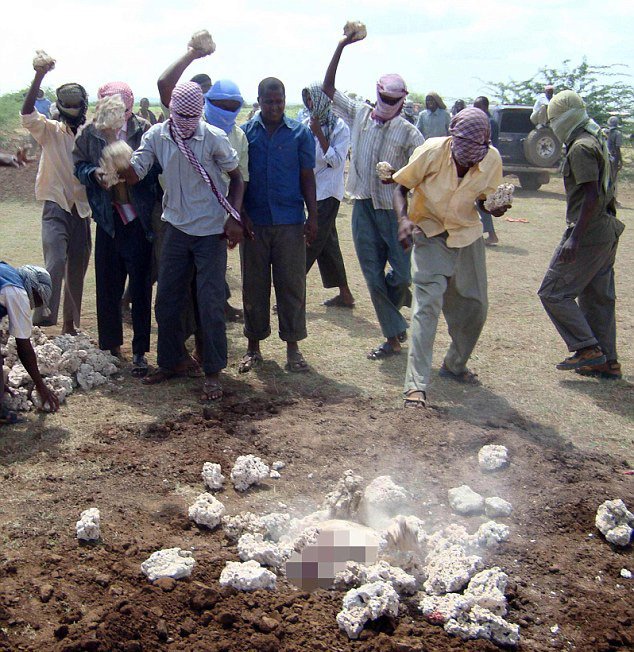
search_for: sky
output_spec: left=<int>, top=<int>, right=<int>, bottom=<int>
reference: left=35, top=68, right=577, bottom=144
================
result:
left=2, top=0, right=633, bottom=105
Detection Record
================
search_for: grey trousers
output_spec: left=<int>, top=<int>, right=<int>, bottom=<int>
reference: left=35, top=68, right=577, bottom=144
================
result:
left=538, top=232, right=619, bottom=360
left=241, top=223, right=307, bottom=342
left=33, top=201, right=91, bottom=328
left=404, top=232, right=488, bottom=394
left=306, top=196, right=348, bottom=289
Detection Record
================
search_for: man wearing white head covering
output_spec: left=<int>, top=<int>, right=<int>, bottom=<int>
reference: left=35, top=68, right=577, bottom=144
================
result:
left=538, top=90, right=625, bottom=379
left=0, top=261, right=60, bottom=423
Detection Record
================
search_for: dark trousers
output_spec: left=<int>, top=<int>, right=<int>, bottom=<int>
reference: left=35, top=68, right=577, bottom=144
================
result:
left=306, top=196, right=348, bottom=288
left=156, top=224, right=227, bottom=374
left=95, top=219, right=151, bottom=355
left=241, top=223, right=307, bottom=342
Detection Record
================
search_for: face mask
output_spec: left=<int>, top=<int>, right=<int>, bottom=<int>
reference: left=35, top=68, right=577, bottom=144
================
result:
left=204, top=101, right=240, bottom=134
left=58, top=104, right=82, bottom=117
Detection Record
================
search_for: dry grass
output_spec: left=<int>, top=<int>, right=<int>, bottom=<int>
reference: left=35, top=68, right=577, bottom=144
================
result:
left=1, top=176, right=632, bottom=463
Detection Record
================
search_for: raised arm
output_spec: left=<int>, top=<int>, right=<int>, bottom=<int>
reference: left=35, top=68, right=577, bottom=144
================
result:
left=157, top=48, right=209, bottom=107
left=322, top=32, right=361, bottom=100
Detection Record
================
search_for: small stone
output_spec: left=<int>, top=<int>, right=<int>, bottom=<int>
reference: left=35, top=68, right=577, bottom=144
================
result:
left=272, top=461, right=286, bottom=471
left=180, top=617, right=196, bottom=636
left=485, top=497, right=513, bottom=518
left=478, top=445, right=509, bottom=471
left=448, top=485, right=485, bottom=515
left=217, top=611, right=238, bottom=627
left=621, top=569, right=632, bottom=579
left=257, top=616, right=279, bottom=633
left=39, top=584, right=54, bottom=603
left=270, top=470, right=281, bottom=479
left=154, top=577, right=177, bottom=592
left=156, top=619, right=169, bottom=641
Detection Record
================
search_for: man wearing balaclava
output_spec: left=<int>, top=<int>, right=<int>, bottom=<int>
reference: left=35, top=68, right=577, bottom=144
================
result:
left=73, top=81, right=158, bottom=379
left=21, top=55, right=91, bottom=336
left=393, top=107, right=510, bottom=408
left=538, top=91, right=625, bottom=380
left=322, top=27, right=424, bottom=362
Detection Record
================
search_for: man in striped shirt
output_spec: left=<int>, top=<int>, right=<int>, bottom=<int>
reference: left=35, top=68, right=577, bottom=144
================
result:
left=322, top=31, right=424, bottom=360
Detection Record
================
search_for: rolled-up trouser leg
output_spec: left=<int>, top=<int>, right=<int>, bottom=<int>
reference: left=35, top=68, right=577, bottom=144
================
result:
left=241, top=226, right=273, bottom=341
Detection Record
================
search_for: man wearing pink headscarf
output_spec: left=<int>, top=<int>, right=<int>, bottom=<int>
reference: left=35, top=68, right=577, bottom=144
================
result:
left=323, top=30, right=424, bottom=361
left=393, top=108, right=510, bottom=408
left=74, top=81, right=158, bottom=377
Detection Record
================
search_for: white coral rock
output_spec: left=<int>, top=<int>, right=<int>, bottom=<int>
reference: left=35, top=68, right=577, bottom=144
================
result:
left=188, top=29, right=216, bottom=55
left=33, top=49, right=55, bottom=70
left=448, top=485, right=485, bottom=515
left=3, top=387, right=32, bottom=411
left=336, top=580, right=399, bottom=640
left=237, top=533, right=290, bottom=568
left=32, top=374, right=73, bottom=410
left=335, top=560, right=417, bottom=596
left=424, top=544, right=484, bottom=595
left=376, top=161, right=394, bottom=181
left=219, top=560, right=276, bottom=591
left=483, top=183, right=515, bottom=211
left=222, top=511, right=263, bottom=540
left=7, top=363, right=30, bottom=388
left=445, top=605, right=520, bottom=647
left=485, top=497, right=513, bottom=518
left=34, top=342, right=63, bottom=375
left=230, top=455, right=270, bottom=491
left=595, top=499, right=634, bottom=547
left=475, top=521, right=510, bottom=548
left=358, top=476, right=411, bottom=529
left=94, top=95, right=127, bottom=132
left=343, top=20, right=367, bottom=42
left=420, top=592, right=474, bottom=623
left=141, top=547, right=195, bottom=581
left=322, top=469, right=364, bottom=519
left=188, top=493, right=225, bottom=529
left=201, top=462, right=225, bottom=491
left=76, top=508, right=101, bottom=541
left=464, top=567, right=509, bottom=616
left=478, top=445, right=509, bottom=471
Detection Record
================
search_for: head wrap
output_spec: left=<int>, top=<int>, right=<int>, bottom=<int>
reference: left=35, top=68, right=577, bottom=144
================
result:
left=204, top=79, right=244, bottom=134
left=167, top=82, right=241, bottom=228
left=373, top=74, right=408, bottom=123
left=16, top=265, right=52, bottom=311
left=55, top=83, right=88, bottom=128
left=302, top=82, right=338, bottom=138
left=607, top=116, right=619, bottom=128
left=426, top=92, right=446, bottom=111
left=545, top=84, right=555, bottom=91
left=449, top=107, right=491, bottom=168
left=547, top=90, right=610, bottom=192
left=98, top=81, right=134, bottom=121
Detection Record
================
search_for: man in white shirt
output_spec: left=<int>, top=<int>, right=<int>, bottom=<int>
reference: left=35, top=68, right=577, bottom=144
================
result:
left=531, top=84, right=554, bottom=127
left=301, top=82, right=354, bottom=308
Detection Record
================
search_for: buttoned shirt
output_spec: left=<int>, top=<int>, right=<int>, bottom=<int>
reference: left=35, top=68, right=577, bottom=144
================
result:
left=393, top=137, right=503, bottom=248
left=302, top=116, right=350, bottom=201
left=130, top=120, right=238, bottom=237
left=21, top=111, right=91, bottom=218
left=241, top=113, right=315, bottom=226
left=332, top=90, right=424, bottom=211
left=416, top=108, right=451, bottom=139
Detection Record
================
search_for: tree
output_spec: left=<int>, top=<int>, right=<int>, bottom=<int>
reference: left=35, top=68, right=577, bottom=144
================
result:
left=483, top=59, right=634, bottom=127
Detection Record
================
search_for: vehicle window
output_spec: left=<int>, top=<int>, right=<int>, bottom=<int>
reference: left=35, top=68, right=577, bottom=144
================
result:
left=500, top=112, right=533, bottom=133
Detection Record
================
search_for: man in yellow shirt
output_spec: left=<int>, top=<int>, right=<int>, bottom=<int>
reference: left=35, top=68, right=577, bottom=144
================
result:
left=393, top=108, right=509, bottom=407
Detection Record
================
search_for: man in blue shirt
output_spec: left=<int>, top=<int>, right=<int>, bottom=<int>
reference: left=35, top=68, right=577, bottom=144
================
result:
left=239, top=77, right=318, bottom=374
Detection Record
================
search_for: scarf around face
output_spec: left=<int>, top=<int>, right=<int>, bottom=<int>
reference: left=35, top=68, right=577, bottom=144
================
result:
left=168, top=82, right=241, bottom=224
left=16, top=265, right=52, bottom=310
left=204, top=79, right=244, bottom=134
left=449, top=107, right=491, bottom=168
left=372, top=74, right=408, bottom=123
left=303, top=81, right=338, bottom=139
left=98, top=81, right=134, bottom=121
left=55, top=83, right=88, bottom=127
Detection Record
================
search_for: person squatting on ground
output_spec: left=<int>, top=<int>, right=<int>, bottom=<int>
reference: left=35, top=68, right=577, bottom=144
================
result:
left=0, top=262, right=59, bottom=424
left=322, top=29, right=424, bottom=360
left=21, top=58, right=91, bottom=335
left=301, top=82, right=354, bottom=309
left=73, top=81, right=158, bottom=378
left=119, top=45, right=245, bottom=402
left=238, top=77, right=317, bottom=374
left=393, top=107, right=509, bottom=408
left=538, top=91, right=625, bottom=380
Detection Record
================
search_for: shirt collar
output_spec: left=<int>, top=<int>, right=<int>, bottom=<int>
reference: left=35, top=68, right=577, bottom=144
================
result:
left=253, top=112, right=293, bottom=130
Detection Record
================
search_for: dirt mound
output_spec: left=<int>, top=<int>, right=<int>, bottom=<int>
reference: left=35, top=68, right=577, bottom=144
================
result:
left=0, top=152, right=39, bottom=203
left=0, top=396, right=632, bottom=651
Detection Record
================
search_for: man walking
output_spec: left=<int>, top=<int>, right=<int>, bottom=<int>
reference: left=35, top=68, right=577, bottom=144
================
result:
left=538, top=91, right=624, bottom=380
left=393, top=108, right=509, bottom=407
left=322, top=28, right=423, bottom=360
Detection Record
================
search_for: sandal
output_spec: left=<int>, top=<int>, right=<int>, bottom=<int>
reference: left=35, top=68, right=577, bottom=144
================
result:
left=285, top=351, right=310, bottom=373
left=238, top=351, right=263, bottom=374
left=323, top=296, right=355, bottom=308
left=403, top=390, right=427, bottom=409
left=200, top=379, right=223, bottom=403
left=439, top=363, right=480, bottom=385
left=367, top=342, right=400, bottom=361
left=131, top=355, right=149, bottom=378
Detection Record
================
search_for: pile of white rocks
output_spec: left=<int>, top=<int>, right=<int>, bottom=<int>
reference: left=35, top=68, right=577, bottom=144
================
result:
left=1, top=322, right=119, bottom=411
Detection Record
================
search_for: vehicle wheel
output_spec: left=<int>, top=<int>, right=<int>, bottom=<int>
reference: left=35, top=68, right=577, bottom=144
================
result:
left=523, top=128, right=561, bottom=167
left=518, top=174, right=542, bottom=191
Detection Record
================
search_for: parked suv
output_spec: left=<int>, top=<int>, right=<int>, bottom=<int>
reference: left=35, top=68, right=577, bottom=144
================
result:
left=491, top=105, right=561, bottom=190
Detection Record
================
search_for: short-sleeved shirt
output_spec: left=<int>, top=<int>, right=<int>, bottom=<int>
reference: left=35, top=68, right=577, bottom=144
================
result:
left=21, top=111, right=91, bottom=217
left=393, top=137, right=503, bottom=248
left=241, top=113, right=315, bottom=226
left=130, top=120, right=239, bottom=237
left=0, top=286, right=32, bottom=339
left=563, top=131, right=624, bottom=245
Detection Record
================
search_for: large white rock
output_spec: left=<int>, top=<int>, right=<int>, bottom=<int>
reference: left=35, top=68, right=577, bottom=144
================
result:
left=445, top=605, right=520, bottom=647
left=219, top=560, right=276, bottom=591
left=32, top=374, right=74, bottom=410
left=336, top=580, right=399, bottom=639
left=358, top=476, right=411, bottom=529
left=222, top=511, right=263, bottom=540
left=485, top=497, right=513, bottom=518
left=230, top=455, right=270, bottom=492
left=420, top=592, right=474, bottom=623
left=141, top=548, right=195, bottom=581
left=478, top=445, right=509, bottom=471
left=448, top=485, right=485, bottom=515
left=475, top=521, right=510, bottom=548
left=201, top=462, right=225, bottom=491
left=334, top=559, right=418, bottom=595
left=595, top=499, right=634, bottom=547
left=7, top=363, right=30, bottom=388
left=424, top=544, right=484, bottom=595
left=188, top=493, right=225, bottom=529
left=237, top=533, right=290, bottom=568
left=76, top=508, right=101, bottom=541
left=258, top=512, right=292, bottom=542
left=34, top=342, right=63, bottom=375
left=464, top=567, right=509, bottom=616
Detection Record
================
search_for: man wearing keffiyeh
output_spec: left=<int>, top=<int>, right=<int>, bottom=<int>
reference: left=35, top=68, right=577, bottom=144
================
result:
left=392, top=107, right=510, bottom=408
left=119, top=43, right=244, bottom=403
